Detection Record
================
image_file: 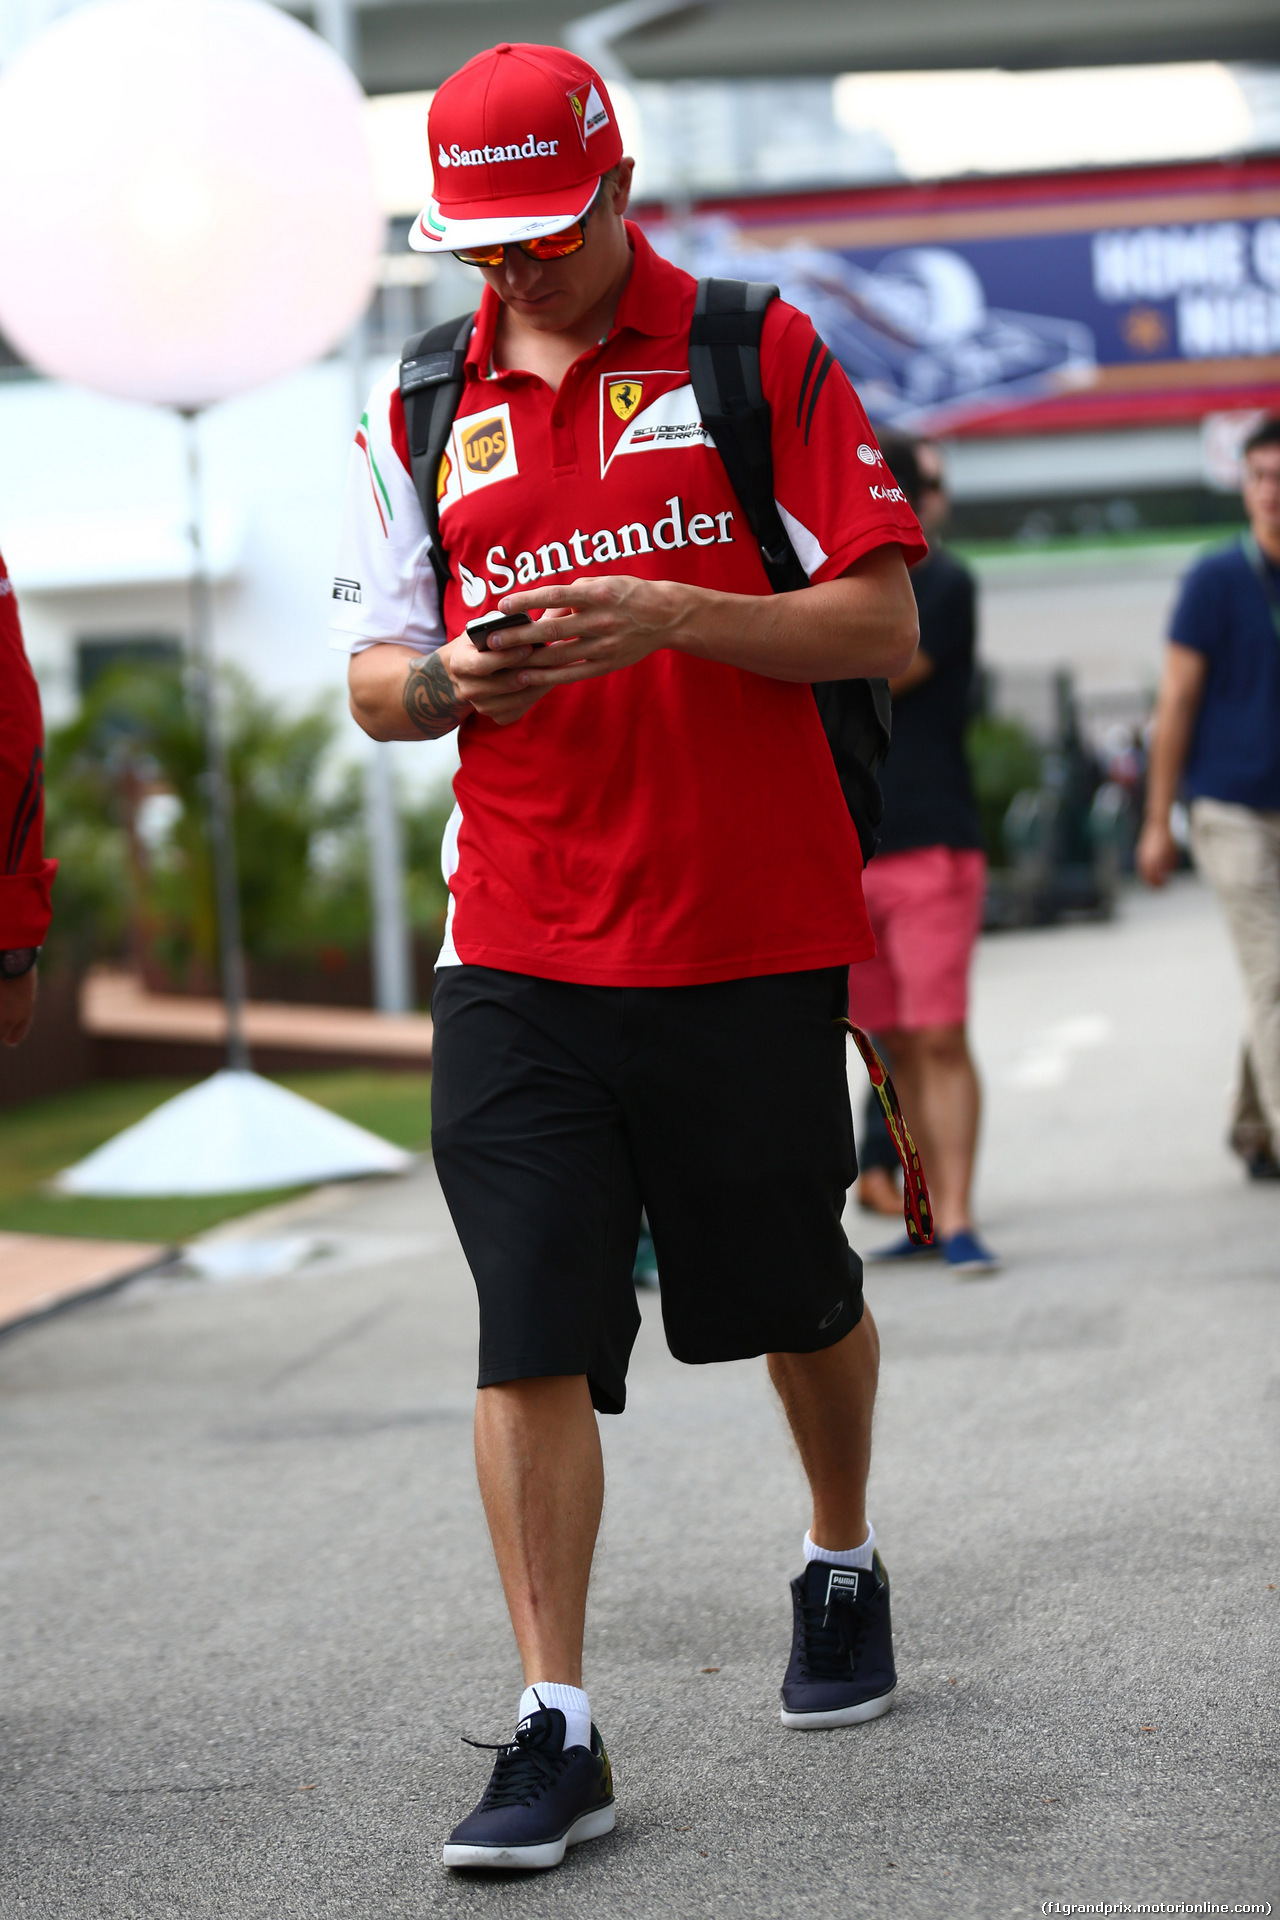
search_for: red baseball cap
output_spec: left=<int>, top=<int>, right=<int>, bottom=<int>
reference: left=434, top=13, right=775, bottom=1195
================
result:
left=410, top=43, right=624, bottom=253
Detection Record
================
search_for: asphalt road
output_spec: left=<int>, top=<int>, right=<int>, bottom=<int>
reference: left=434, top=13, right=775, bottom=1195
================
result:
left=3, top=878, right=1277, bottom=1919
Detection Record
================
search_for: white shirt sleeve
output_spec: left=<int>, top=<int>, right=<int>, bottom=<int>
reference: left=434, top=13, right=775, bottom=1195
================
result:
left=328, top=365, right=446, bottom=656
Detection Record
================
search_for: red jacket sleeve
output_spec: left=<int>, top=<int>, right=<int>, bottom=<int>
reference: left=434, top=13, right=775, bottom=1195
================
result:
left=0, top=551, right=56, bottom=947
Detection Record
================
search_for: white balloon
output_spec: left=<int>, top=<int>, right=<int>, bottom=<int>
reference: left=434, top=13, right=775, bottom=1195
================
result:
left=0, top=0, right=383, bottom=407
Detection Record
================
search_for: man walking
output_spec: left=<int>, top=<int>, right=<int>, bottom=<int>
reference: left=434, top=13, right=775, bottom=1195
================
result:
left=333, top=42, right=922, bottom=1871
left=1138, top=415, right=1280, bottom=1181
left=851, top=438, right=997, bottom=1273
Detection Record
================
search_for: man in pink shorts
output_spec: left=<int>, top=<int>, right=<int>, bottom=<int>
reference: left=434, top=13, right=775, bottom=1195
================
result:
left=850, top=439, right=998, bottom=1274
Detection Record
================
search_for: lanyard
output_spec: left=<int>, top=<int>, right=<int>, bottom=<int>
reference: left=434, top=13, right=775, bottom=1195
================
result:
left=1242, top=532, right=1280, bottom=645
left=842, top=1021, right=935, bottom=1246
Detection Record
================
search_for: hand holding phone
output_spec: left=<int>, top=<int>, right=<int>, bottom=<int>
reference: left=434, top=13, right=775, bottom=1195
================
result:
left=465, top=609, right=535, bottom=651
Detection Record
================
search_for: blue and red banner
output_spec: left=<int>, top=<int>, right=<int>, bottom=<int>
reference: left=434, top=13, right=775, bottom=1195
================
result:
left=639, top=159, right=1280, bottom=436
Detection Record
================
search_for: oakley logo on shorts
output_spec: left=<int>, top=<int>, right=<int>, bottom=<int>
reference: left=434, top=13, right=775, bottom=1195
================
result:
left=817, top=1299, right=844, bottom=1330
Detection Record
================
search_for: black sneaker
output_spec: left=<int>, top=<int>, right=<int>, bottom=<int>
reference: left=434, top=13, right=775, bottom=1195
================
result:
left=779, top=1552, right=897, bottom=1729
left=442, top=1706, right=615, bottom=1870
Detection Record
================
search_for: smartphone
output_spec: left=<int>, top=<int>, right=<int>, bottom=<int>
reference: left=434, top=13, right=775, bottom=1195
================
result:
left=466, top=608, right=536, bottom=651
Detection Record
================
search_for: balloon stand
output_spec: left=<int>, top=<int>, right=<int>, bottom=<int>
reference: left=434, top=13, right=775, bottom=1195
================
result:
left=0, top=0, right=403, bottom=1199
left=181, top=408, right=251, bottom=1073
left=56, top=413, right=414, bottom=1201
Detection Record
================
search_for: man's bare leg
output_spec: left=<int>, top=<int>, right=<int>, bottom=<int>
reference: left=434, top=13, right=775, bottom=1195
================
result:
left=474, top=1375, right=602, bottom=1686
left=881, top=1022, right=981, bottom=1239
left=771, top=1310, right=895, bottom=1729
left=768, top=1309, right=879, bottom=1549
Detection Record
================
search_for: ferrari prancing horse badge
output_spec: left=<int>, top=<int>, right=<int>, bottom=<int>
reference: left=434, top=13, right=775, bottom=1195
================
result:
left=608, top=380, right=643, bottom=422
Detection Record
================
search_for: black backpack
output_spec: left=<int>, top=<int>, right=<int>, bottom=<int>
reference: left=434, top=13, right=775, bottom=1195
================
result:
left=399, top=276, right=892, bottom=861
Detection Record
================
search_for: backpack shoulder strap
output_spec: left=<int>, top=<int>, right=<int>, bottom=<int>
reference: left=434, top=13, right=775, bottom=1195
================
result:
left=399, top=310, right=476, bottom=601
left=688, top=279, right=809, bottom=595
left=689, top=277, right=893, bottom=862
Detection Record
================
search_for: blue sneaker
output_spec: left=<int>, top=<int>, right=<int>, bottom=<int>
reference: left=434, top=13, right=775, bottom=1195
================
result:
left=943, top=1228, right=1000, bottom=1275
left=779, top=1553, right=897, bottom=1729
left=868, top=1233, right=938, bottom=1264
left=443, top=1707, right=615, bottom=1870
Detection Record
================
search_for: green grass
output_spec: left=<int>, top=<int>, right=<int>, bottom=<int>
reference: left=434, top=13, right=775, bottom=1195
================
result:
left=0, top=1071, right=432, bottom=1245
left=953, top=524, right=1243, bottom=567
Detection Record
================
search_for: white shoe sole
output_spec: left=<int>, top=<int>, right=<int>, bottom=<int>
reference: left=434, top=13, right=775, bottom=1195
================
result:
left=442, top=1803, right=615, bottom=1871
left=779, top=1686, right=896, bottom=1730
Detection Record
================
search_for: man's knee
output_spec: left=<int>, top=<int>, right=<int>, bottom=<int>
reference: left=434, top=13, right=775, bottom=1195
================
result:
left=770, top=1308, right=879, bottom=1381
left=912, top=1022, right=969, bottom=1066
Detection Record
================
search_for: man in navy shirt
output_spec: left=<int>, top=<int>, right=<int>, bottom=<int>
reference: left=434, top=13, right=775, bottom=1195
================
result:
left=1138, top=416, right=1280, bottom=1180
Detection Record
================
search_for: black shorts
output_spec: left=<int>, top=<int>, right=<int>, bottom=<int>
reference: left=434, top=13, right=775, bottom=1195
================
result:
left=430, top=964, right=863, bottom=1415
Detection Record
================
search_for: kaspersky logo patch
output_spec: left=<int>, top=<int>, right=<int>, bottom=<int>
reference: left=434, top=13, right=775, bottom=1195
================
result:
left=825, top=1569, right=859, bottom=1604
left=567, top=81, right=609, bottom=147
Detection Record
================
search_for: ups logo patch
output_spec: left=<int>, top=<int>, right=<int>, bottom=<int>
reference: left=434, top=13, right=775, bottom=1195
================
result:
left=451, top=403, right=518, bottom=497
left=462, top=416, right=508, bottom=474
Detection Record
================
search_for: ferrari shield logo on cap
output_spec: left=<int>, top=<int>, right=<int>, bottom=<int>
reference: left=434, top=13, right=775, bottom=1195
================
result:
left=567, top=80, right=610, bottom=147
left=609, top=380, right=643, bottom=422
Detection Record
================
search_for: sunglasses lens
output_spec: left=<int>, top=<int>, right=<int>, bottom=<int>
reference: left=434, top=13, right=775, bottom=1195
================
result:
left=523, top=223, right=585, bottom=260
left=454, top=246, right=505, bottom=268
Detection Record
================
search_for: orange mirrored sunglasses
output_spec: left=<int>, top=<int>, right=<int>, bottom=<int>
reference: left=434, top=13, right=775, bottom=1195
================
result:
left=453, top=183, right=601, bottom=269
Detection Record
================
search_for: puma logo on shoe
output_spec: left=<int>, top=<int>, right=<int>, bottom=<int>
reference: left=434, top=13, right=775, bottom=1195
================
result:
left=825, top=1568, right=859, bottom=1603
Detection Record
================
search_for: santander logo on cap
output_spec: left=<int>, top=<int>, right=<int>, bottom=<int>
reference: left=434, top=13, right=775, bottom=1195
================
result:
left=411, top=43, right=624, bottom=253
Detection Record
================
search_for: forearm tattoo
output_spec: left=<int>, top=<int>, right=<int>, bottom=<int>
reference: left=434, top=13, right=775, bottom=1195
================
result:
left=402, top=651, right=463, bottom=738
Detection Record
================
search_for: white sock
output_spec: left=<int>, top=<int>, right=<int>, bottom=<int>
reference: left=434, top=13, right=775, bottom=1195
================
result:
left=519, top=1682, right=592, bottom=1753
left=803, top=1524, right=875, bottom=1571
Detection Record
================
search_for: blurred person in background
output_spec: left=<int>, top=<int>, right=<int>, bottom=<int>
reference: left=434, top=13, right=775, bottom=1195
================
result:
left=1, top=548, right=55, bottom=1045
left=1138, top=416, right=1280, bottom=1184
left=851, top=438, right=998, bottom=1274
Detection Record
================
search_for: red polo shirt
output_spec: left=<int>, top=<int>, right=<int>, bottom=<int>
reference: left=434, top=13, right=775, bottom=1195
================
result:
left=331, top=224, right=925, bottom=987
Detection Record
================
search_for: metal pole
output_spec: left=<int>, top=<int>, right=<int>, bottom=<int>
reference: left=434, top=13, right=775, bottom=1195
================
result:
left=314, top=0, right=413, bottom=1016
left=364, top=747, right=412, bottom=1013
left=181, top=407, right=251, bottom=1072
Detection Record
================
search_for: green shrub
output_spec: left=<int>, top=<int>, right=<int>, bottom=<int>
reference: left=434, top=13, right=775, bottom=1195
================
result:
left=965, top=714, right=1043, bottom=867
left=44, top=663, right=362, bottom=983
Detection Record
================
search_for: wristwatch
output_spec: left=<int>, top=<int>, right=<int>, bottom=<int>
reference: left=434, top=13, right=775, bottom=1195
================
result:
left=0, top=947, right=40, bottom=979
